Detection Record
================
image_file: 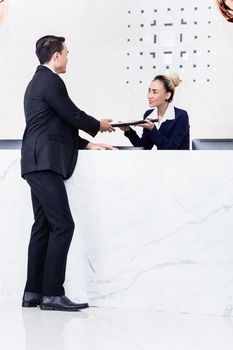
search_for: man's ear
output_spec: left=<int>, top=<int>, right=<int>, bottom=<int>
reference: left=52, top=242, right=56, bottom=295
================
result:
left=53, top=52, right=59, bottom=61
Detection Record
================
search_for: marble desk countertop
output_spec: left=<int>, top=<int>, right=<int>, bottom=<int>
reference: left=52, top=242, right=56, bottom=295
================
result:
left=0, top=150, right=233, bottom=317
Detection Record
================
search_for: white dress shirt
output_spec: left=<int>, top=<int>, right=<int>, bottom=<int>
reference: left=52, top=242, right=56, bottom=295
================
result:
left=150, top=104, right=175, bottom=130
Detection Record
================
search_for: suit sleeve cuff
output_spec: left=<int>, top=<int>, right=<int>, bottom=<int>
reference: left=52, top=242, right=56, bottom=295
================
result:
left=78, top=137, right=89, bottom=149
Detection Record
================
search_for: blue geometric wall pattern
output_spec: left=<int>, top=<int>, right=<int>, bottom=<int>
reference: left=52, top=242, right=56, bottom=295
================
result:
left=125, top=3, right=214, bottom=85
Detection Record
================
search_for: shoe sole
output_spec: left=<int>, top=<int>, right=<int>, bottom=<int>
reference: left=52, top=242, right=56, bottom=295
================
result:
left=22, top=301, right=40, bottom=307
left=40, top=304, right=88, bottom=311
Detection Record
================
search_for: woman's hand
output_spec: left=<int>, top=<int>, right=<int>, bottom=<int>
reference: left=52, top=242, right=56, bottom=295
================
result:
left=137, top=119, right=155, bottom=130
left=120, top=126, right=130, bottom=132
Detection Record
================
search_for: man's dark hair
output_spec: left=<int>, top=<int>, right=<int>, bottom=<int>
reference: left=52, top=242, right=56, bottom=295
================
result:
left=35, top=35, right=65, bottom=64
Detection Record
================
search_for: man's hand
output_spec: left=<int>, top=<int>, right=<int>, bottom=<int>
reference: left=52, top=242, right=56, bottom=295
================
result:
left=85, top=142, right=118, bottom=150
left=100, top=119, right=115, bottom=133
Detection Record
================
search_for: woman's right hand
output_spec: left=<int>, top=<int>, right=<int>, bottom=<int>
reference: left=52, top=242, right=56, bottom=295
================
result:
left=120, top=126, right=130, bottom=132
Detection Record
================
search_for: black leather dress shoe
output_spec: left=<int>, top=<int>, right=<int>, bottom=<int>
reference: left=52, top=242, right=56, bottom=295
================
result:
left=22, top=292, right=41, bottom=307
left=40, top=296, right=89, bottom=311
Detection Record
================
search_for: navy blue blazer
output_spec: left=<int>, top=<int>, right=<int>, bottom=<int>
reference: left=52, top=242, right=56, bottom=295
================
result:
left=124, top=107, right=190, bottom=150
left=21, top=65, right=100, bottom=179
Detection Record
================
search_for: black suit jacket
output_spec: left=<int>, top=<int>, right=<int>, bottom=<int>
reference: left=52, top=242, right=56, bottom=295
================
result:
left=21, top=65, right=100, bottom=179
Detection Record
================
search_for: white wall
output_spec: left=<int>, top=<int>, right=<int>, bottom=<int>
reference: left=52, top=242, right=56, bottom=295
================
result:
left=0, top=0, right=233, bottom=145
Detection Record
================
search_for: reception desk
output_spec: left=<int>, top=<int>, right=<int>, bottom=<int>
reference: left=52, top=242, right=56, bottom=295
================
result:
left=0, top=149, right=233, bottom=316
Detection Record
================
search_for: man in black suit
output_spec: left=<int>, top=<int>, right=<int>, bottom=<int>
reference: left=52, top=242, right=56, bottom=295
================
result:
left=21, top=35, right=115, bottom=311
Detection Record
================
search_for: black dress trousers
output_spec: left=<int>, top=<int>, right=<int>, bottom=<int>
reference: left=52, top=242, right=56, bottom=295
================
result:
left=24, top=170, right=75, bottom=296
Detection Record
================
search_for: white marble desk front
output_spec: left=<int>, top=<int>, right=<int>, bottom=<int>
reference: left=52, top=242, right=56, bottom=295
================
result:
left=0, top=150, right=233, bottom=316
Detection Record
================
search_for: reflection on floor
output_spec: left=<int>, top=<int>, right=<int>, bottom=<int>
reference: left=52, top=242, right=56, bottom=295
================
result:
left=1, top=301, right=233, bottom=350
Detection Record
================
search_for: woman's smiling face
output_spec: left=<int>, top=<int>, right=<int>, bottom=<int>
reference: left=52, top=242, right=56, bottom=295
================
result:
left=217, top=0, right=233, bottom=21
left=0, top=0, right=8, bottom=25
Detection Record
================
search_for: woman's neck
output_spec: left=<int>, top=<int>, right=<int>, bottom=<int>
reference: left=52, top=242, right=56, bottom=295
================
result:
left=157, top=102, right=169, bottom=119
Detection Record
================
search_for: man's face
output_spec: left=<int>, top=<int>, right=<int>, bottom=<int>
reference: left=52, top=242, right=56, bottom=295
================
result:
left=54, top=43, right=69, bottom=74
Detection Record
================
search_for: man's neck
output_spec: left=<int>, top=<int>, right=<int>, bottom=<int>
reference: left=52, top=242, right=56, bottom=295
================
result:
left=43, top=63, right=57, bottom=74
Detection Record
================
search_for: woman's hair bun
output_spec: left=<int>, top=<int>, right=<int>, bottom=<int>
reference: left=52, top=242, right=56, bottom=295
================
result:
left=168, top=73, right=181, bottom=88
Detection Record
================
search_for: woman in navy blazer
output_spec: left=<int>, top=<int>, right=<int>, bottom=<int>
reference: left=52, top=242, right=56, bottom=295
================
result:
left=122, top=74, right=190, bottom=150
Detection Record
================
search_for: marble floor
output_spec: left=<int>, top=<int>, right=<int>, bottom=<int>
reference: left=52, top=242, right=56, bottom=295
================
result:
left=1, top=301, right=233, bottom=350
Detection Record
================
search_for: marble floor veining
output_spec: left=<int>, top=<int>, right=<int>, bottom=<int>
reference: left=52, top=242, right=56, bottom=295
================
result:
left=1, top=301, right=233, bottom=350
